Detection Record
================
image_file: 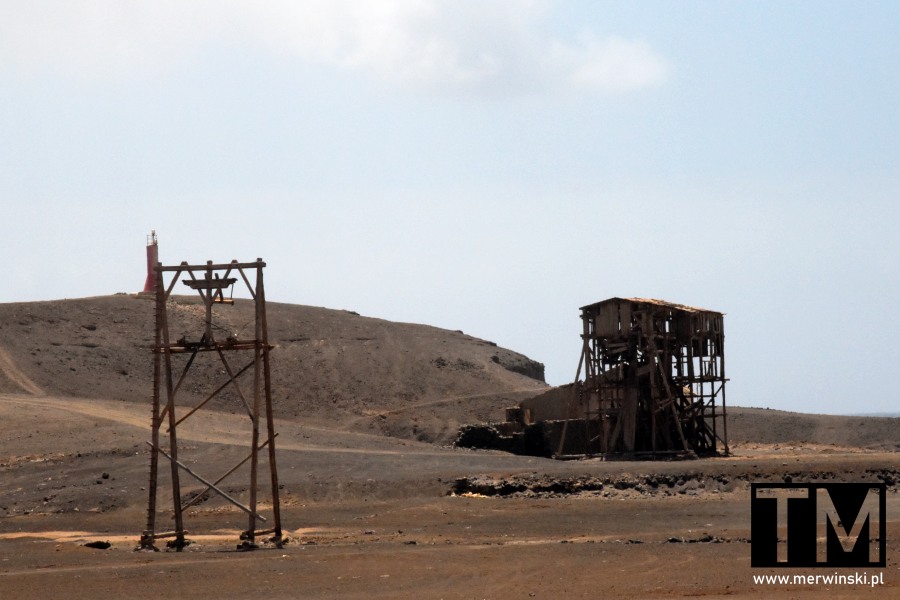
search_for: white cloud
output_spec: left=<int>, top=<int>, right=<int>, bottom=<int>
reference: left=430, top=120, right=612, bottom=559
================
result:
left=0, top=1, right=220, bottom=79
left=565, top=35, right=670, bottom=92
left=0, top=0, right=668, bottom=94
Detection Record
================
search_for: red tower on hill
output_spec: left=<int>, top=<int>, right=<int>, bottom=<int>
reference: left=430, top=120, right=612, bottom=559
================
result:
left=143, top=230, right=158, bottom=293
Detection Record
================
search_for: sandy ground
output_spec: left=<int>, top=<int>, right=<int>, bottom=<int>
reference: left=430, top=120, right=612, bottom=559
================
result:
left=2, top=392, right=898, bottom=599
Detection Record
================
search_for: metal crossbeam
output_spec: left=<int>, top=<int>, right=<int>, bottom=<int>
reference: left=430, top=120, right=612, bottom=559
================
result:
left=149, top=442, right=266, bottom=522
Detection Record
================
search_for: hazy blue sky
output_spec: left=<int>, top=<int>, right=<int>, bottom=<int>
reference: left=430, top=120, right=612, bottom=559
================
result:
left=2, top=1, right=898, bottom=414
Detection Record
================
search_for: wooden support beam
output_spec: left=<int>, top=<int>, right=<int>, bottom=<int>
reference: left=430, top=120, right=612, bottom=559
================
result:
left=149, top=442, right=266, bottom=522
left=179, top=434, right=277, bottom=513
left=158, top=260, right=265, bottom=272
left=169, top=357, right=255, bottom=430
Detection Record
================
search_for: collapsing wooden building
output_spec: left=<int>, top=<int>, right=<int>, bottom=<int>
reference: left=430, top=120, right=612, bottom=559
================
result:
left=557, top=297, right=729, bottom=457
left=456, top=297, right=729, bottom=459
left=456, top=298, right=729, bottom=459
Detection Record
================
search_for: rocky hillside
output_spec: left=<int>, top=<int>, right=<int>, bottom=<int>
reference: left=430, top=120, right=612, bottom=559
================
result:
left=0, top=295, right=548, bottom=444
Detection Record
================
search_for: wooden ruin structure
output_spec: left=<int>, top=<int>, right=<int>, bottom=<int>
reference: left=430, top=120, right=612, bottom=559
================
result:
left=560, top=297, right=728, bottom=458
left=139, top=259, right=283, bottom=551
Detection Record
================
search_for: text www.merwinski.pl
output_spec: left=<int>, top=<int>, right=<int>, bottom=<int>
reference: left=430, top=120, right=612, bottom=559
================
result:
left=753, top=572, right=884, bottom=587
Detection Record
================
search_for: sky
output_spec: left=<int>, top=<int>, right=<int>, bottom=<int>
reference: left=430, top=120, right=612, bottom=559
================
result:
left=1, top=1, right=898, bottom=414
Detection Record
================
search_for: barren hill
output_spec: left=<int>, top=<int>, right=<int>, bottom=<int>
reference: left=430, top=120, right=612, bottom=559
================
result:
left=0, top=295, right=548, bottom=444
left=727, top=406, right=900, bottom=451
left=2, top=295, right=898, bottom=451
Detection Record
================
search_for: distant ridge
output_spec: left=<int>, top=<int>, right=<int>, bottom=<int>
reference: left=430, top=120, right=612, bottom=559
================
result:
left=727, top=407, right=899, bottom=451
left=850, top=412, right=900, bottom=418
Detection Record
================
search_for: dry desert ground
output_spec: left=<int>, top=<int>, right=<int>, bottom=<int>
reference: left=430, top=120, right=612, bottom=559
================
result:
left=1, top=296, right=898, bottom=599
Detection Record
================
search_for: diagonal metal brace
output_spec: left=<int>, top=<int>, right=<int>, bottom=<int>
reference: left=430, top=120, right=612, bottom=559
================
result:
left=216, top=347, right=253, bottom=419
left=169, top=357, right=256, bottom=430
left=179, top=434, right=278, bottom=513
left=147, top=442, right=266, bottom=522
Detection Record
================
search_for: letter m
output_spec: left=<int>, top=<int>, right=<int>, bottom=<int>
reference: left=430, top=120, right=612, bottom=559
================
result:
left=816, top=486, right=883, bottom=565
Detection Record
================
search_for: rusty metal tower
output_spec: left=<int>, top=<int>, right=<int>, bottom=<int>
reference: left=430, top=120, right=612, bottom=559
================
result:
left=138, top=259, right=283, bottom=551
